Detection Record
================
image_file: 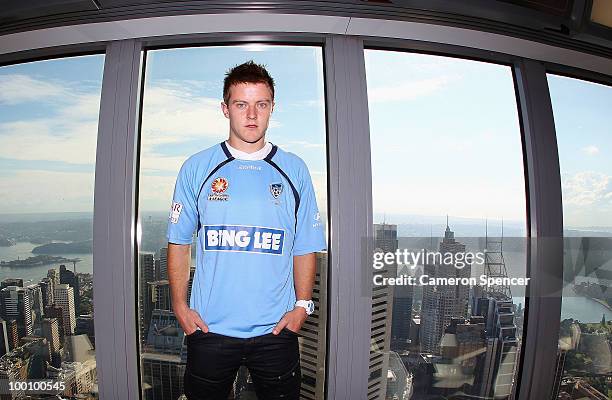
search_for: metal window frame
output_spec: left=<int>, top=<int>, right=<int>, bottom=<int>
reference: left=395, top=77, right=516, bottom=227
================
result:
left=359, top=37, right=566, bottom=400
left=94, top=39, right=143, bottom=400
left=0, top=13, right=610, bottom=400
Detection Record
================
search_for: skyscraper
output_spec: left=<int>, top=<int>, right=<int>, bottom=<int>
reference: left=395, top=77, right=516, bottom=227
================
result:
left=0, top=319, right=9, bottom=357
left=42, top=317, right=62, bottom=367
left=54, top=284, right=76, bottom=336
left=0, top=286, right=33, bottom=338
left=1, top=279, right=23, bottom=290
left=39, top=277, right=55, bottom=309
left=60, top=264, right=80, bottom=310
left=47, top=269, right=59, bottom=286
left=370, top=223, right=396, bottom=400
left=156, top=247, right=168, bottom=281
left=471, top=231, right=519, bottom=400
left=472, top=298, right=519, bottom=399
left=421, top=224, right=472, bottom=355
left=140, top=253, right=156, bottom=345
left=25, top=284, right=44, bottom=327
left=297, top=252, right=328, bottom=399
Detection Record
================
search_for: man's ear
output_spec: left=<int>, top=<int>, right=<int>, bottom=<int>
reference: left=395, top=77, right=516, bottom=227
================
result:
left=221, top=101, right=229, bottom=118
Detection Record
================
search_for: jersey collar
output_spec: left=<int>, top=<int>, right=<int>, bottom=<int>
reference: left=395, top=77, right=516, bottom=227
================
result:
left=223, top=140, right=273, bottom=161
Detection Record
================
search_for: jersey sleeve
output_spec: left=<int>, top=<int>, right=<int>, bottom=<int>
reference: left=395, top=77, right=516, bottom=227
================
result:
left=293, top=161, right=327, bottom=256
left=166, top=161, right=199, bottom=245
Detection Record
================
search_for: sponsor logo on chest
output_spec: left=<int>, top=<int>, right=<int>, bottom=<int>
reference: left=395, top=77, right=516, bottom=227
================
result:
left=204, top=225, right=285, bottom=255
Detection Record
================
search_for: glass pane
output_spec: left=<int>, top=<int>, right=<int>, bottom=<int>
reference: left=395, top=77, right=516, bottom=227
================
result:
left=365, top=50, right=528, bottom=400
left=137, top=45, right=328, bottom=399
left=0, top=55, right=104, bottom=397
left=549, top=74, right=612, bottom=399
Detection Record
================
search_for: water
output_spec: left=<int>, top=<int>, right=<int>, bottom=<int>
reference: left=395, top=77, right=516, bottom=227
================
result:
left=0, top=242, right=93, bottom=284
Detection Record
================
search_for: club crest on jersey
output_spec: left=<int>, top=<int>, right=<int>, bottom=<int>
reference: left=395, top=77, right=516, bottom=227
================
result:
left=208, top=177, right=229, bottom=201
left=270, top=183, right=283, bottom=199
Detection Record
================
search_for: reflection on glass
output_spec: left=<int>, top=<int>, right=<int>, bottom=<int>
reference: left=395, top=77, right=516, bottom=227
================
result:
left=365, top=50, right=527, bottom=399
left=549, top=74, right=612, bottom=400
left=0, top=55, right=104, bottom=398
left=137, top=45, right=328, bottom=399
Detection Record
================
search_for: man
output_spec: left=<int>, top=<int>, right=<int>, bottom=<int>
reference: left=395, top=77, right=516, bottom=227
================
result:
left=166, top=61, right=326, bottom=400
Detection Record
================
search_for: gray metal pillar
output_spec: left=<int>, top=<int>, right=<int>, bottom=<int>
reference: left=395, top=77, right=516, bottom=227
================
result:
left=324, top=35, right=373, bottom=399
left=93, top=39, right=142, bottom=400
left=513, top=59, right=564, bottom=400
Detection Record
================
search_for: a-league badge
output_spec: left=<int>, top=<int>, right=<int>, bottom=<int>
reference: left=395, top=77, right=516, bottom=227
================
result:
left=208, top=177, right=230, bottom=201
left=270, top=183, right=283, bottom=199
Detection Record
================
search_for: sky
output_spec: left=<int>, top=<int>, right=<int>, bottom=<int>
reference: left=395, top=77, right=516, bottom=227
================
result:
left=0, top=47, right=610, bottom=230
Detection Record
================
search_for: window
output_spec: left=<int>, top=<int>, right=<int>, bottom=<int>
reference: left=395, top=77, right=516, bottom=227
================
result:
left=549, top=74, right=612, bottom=399
left=136, top=45, right=328, bottom=399
left=365, top=50, right=528, bottom=400
left=0, top=55, right=104, bottom=397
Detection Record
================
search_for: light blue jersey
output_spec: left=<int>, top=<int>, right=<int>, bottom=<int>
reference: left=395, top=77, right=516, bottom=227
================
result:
left=166, top=141, right=326, bottom=338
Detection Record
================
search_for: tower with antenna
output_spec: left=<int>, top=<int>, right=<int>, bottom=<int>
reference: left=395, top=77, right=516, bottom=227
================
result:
left=484, top=219, right=512, bottom=301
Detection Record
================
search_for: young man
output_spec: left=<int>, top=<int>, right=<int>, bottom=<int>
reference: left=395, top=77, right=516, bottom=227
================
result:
left=166, top=61, right=326, bottom=400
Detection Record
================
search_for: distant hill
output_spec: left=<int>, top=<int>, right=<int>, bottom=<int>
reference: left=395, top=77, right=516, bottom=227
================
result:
left=32, top=240, right=92, bottom=254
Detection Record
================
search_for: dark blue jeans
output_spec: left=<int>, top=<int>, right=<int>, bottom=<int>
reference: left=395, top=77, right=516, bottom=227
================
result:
left=183, top=328, right=301, bottom=400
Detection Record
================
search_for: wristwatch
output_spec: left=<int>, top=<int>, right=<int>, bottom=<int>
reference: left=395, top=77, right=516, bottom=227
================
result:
left=295, top=299, right=315, bottom=315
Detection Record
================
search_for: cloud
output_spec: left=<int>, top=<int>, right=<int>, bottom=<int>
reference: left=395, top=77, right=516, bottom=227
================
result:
left=0, top=169, right=94, bottom=213
left=0, top=74, right=67, bottom=105
left=368, top=76, right=453, bottom=103
left=581, top=145, right=600, bottom=156
left=562, top=171, right=612, bottom=207
left=0, top=118, right=98, bottom=165
left=0, top=73, right=102, bottom=165
left=140, top=82, right=281, bottom=151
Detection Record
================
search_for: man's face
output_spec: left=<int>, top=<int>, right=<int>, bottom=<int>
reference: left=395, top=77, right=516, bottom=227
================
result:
left=221, top=82, right=274, bottom=146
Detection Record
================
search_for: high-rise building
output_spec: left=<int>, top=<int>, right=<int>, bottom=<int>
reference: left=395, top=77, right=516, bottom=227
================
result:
left=297, top=252, right=328, bottom=400
left=140, top=253, right=155, bottom=345
left=42, top=317, right=62, bottom=367
left=39, top=277, right=55, bottom=309
left=421, top=224, right=471, bottom=354
left=150, top=281, right=172, bottom=312
left=0, top=286, right=33, bottom=338
left=187, top=266, right=196, bottom=303
left=60, top=264, right=80, bottom=310
left=141, top=353, right=185, bottom=400
left=470, top=230, right=519, bottom=400
left=370, top=223, right=396, bottom=400
left=5, top=320, right=19, bottom=352
left=1, top=279, right=23, bottom=290
left=54, top=284, right=76, bottom=336
left=76, top=314, right=95, bottom=345
left=47, top=269, right=60, bottom=286
left=0, top=319, right=9, bottom=357
left=45, top=305, right=65, bottom=345
left=145, top=310, right=183, bottom=354
left=25, top=284, right=44, bottom=326
left=156, top=247, right=168, bottom=281
left=472, top=298, right=519, bottom=399
left=432, top=317, right=487, bottom=396
left=386, top=351, right=413, bottom=400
